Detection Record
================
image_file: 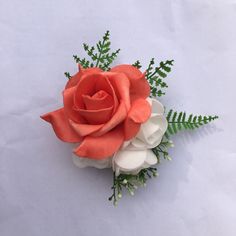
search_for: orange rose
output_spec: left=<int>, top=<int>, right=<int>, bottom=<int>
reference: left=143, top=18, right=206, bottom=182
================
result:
left=41, top=65, right=151, bottom=159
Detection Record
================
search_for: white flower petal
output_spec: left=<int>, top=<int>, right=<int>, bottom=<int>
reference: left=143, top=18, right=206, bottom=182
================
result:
left=129, top=138, right=148, bottom=149
left=113, top=149, right=147, bottom=171
left=111, top=98, right=167, bottom=175
left=131, top=113, right=168, bottom=149
left=152, top=99, right=165, bottom=115
left=112, top=149, right=158, bottom=175
left=72, top=155, right=112, bottom=169
left=141, top=150, right=157, bottom=169
left=137, top=115, right=160, bottom=141
left=156, top=114, right=168, bottom=132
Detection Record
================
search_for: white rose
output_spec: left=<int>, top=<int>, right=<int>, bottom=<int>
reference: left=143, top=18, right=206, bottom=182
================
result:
left=112, top=148, right=157, bottom=176
left=72, top=98, right=167, bottom=175
left=112, top=98, right=167, bottom=175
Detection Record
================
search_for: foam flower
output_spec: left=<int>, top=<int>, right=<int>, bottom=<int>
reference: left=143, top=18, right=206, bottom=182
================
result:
left=112, top=98, right=168, bottom=175
left=41, top=31, right=218, bottom=205
left=41, top=65, right=151, bottom=159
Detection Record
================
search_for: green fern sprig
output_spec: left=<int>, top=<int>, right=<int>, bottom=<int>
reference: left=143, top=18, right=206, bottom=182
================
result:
left=72, top=31, right=120, bottom=71
left=146, top=58, right=174, bottom=97
left=72, top=56, right=91, bottom=69
left=166, top=110, right=219, bottom=136
left=64, top=72, right=72, bottom=79
left=132, top=60, right=142, bottom=69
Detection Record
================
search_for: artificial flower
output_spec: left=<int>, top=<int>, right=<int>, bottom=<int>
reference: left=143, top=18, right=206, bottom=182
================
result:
left=41, top=65, right=151, bottom=159
left=112, top=98, right=168, bottom=175
left=41, top=31, right=218, bottom=204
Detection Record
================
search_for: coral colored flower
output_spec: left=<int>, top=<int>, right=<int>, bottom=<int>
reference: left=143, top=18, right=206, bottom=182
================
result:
left=41, top=65, right=151, bottom=159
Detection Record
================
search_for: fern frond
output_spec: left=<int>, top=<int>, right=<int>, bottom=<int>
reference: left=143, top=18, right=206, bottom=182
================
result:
left=72, top=31, right=120, bottom=71
left=145, top=58, right=174, bottom=97
left=166, top=109, right=218, bottom=136
left=64, top=72, right=72, bottom=79
left=100, top=48, right=121, bottom=71
left=132, top=60, right=142, bottom=69
left=72, top=56, right=91, bottom=68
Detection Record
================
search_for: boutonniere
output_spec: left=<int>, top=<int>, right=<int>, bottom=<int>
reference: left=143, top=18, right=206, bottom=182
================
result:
left=41, top=31, right=218, bottom=205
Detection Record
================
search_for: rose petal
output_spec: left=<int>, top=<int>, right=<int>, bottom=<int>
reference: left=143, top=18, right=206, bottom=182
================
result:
left=123, top=98, right=151, bottom=140
left=74, top=73, right=118, bottom=113
left=129, top=72, right=150, bottom=102
left=82, top=90, right=113, bottom=110
left=74, top=126, right=124, bottom=159
left=77, top=106, right=113, bottom=124
left=69, top=121, right=103, bottom=137
left=128, top=98, right=151, bottom=123
left=63, top=86, right=85, bottom=123
left=95, top=75, right=119, bottom=113
left=65, top=66, right=102, bottom=89
left=65, top=70, right=82, bottom=90
left=106, top=72, right=131, bottom=111
left=111, top=65, right=150, bottom=101
left=93, top=100, right=127, bottom=136
left=123, top=119, right=141, bottom=141
left=111, top=64, right=142, bottom=80
left=73, top=73, right=101, bottom=109
left=41, top=108, right=82, bottom=142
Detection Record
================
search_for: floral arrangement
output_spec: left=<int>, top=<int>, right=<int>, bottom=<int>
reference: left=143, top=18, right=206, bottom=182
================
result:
left=41, top=31, right=218, bottom=205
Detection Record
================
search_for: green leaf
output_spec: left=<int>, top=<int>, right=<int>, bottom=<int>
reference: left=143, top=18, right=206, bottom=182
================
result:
left=64, top=72, right=71, bottom=79
left=145, top=59, right=174, bottom=97
left=72, top=31, right=120, bottom=71
left=132, top=60, right=142, bottom=69
left=166, top=110, right=219, bottom=136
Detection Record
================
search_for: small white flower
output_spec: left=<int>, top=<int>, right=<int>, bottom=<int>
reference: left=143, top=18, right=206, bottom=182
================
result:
left=112, top=148, right=157, bottom=176
left=112, top=98, right=167, bottom=175
left=130, top=98, right=168, bottom=149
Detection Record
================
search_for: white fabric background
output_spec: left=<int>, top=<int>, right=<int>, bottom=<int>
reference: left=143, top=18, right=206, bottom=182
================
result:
left=0, top=0, right=235, bottom=235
